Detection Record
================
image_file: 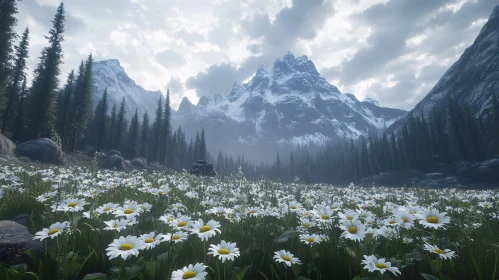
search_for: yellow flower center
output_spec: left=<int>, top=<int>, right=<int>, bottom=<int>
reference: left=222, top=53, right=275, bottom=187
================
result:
left=171, top=235, right=180, bottom=240
left=281, top=255, right=291, bottom=261
left=103, top=207, right=111, bottom=212
left=113, top=224, right=119, bottom=229
left=144, top=238, right=154, bottom=243
left=346, top=216, right=353, bottom=220
left=348, top=226, right=357, bottom=234
left=48, top=228, right=60, bottom=235
left=484, top=203, right=489, bottom=207
left=218, top=248, right=230, bottom=255
left=124, top=208, right=134, bottom=214
left=250, top=210, right=256, bottom=214
left=375, top=263, right=388, bottom=269
left=177, top=221, right=187, bottom=227
left=433, top=249, right=445, bottom=254
left=427, top=216, right=438, bottom=223
left=306, top=237, right=315, bottom=243
left=182, top=271, right=196, bottom=279
left=321, top=215, right=329, bottom=220
left=303, top=223, right=309, bottom=228
left=215, top=212, right=223, bottom=215
left=168, top=218, right=174, bottom=222
left=402, top=217, right=409, bottom=222
left=68, top=202, right=78, bottom=207
left=389, top=220, right=396, bottom=224
left=119, top=243, right=133, bottom=250
left=200, top=225, right=211, bottom=233
left=290, top=206, right=296, bottom=209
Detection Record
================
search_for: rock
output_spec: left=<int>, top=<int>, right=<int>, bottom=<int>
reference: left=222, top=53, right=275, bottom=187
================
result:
left=130, top=157, right=147, bottom=168
left=360, top=169, right=422, bottom=186
left=11, top=214, right=30, bottom=227
left=190, top=160, right=217, bottom=177
left=0, top=133, right=15, bottom=161
left=458, top=157, right=499, bottom=184
left=15, top=138, right=66, bottom=165
left=97, top=152, right=126, bottom=170
left=106, top=149, right=122, bottom=157
left=0, top=221, right=42, bottom=264
left=85, top=146, right=98, bottom=157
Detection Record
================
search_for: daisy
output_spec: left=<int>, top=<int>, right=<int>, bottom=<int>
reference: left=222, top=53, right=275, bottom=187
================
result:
left=95, top=203, right=119, bottom=215
left=299, top=233, right=321, bottom=246
left=163, top=231, right=189, bottom=243
left=479, top=201, right=493, bottom=209
left=34, top=221, right=70, bottom=241
left=416, top=209, right=450, bottom=229
left=140, top=232, right=166, bottom=250
left=273, top=250, right=302, bottom=267
left=103, top=219, right=129, bottom=232
left=208, top=240, right=240, bottom=263
left=361, top=255, right=401, bottom=276
left=190, top=219, right=221, bottom=241
left=340, top=220, right=366, bottom=242
left=312, top=208, right=335, bottom=224
left=172, top=216, right=193, bottom=231
left=424, top=243, right=457, bottom=260
left=106, top=235, right=145, bottom=260
left=395, top=212, right=415, bottom=229
left=171, top=263, right=207, bottom=280
left=52, top=198, right=87, bottom=212
left=114, top=204, right=143, bottom=218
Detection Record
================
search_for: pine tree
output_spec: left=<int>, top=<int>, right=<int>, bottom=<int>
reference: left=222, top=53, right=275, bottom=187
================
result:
left=275, top=152, right=282, bottom=179
left=151, top=95, right=162, bottom=162
left=11, top=77, right=26, bottom=142
left=67, top=54, right=93, bottom=151
left=216, top=150, right=224, bottom=175
left=107, top=104, right=117, bottom=149
left=28, top=3, right=65, bottom=139
left=127, top=108, right=140, bottom=158
left=140, top=113, right=149, bottom=158
left=114, top=98, right=126, bottom=149
left=162, top=89, right=172, bottom=165
left=194, top=132, right=200, bottom=160
left=56, top=70, right=74, bottom=149
left=447, top=98, right=467, bottom=161
left=90, top=89, right=108, bottom=150
left=2, top=27, right=29, bottom=134
left=0, top=0, right=19, bottom=115
left=289, top=151, right=295, bottom=179
left=200, top=128, right=207, bottom=160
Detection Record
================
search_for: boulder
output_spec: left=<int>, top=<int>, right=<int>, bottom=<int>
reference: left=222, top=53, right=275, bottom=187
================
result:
left=190, top=160, right=217, bottom=177
left=0, top=133, right=15, bottom=161
left=15, top=138, right=65, bottom=165
left=130, top=157, right=147, bottom=168
left=360, top=169, right=423, bottom=186
left=458, top=157, right=499, bottom=184
left=97, top=152, right=126, bottom=170
left=85, top=145, right=98, bottom=157
left=0, top=221, right=42, bottom=264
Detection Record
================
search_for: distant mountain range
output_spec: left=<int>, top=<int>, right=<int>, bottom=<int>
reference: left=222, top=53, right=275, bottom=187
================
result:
left=90, top=4, right=499, bottom=163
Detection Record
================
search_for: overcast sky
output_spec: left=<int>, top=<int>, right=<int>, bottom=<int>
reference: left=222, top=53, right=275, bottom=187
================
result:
left=14, top=0, right=497, bottom=110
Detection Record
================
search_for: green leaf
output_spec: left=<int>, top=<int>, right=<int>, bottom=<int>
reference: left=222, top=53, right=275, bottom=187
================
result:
left=421, top=273, right=440, bottom=280
left=430, top=260, right=442, bottom=274
left=345, top=247, right=357, bottom=258
left=231, top=265, right=252, bottom=280
left=82, top=273, right=109, bottom=280
left=63, top=261, right=81, bottom=279
left=352, top=276, right=361, bottom=280
left=156, top=252, right=169, bottom=262
left=125, top=265, right=142, bottom=280
left=274, top=230, right=298, bottom=243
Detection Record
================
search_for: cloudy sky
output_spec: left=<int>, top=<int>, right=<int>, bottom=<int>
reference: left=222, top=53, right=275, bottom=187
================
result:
left=15, top=0, right=497, bottom=110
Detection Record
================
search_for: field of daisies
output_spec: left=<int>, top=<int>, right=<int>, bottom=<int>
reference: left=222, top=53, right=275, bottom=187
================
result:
left=0, top=164, right=498, bottom=280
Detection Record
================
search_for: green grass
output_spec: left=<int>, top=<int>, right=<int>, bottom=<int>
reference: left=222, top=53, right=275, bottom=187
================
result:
left=0, top=164, right=498, bottom=280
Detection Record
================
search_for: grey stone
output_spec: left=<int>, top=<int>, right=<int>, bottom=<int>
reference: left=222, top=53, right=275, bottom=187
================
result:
left=0, top=221, right=42, bottom=264
left=0, top=133, right=15, bottom=160
left=130, top=157, right=147, bottom=168
left=15, top=138, right=66, bottom=165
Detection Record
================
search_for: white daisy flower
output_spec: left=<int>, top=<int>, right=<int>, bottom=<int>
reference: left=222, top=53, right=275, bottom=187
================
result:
left=95, top=203, right=119, bottom=215
left=52, top=198, right=87, bottom=212
left=114, top=204, right=143, bottom=218
left=416, top=209, right=451, bottom=229
left=140, top=232, right=166, bottom=250
left=273, top=250, right=302, bottom=267
left=190, top=219, right=221, bottom=241
left=171, top=263, right=207, bottom=280
left=103, top=219, right=129, bottom=232
left=208, top=240, right=240, bottom=263
left=361, top=255, right=401, bottom=276
left=34, top=221, right=70, bottom=241
left=424, top=243, right=457, bottom=260
left=340, top=220, right=366, bottom=242
left=299, top=233, right=321, bottom=246
left=163, top=231, right=189, bottom=243
left=106, top=235, right=145, bottom=260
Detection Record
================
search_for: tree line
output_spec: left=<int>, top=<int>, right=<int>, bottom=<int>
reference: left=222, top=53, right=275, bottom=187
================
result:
left=0, top=1, right=208, bottom=171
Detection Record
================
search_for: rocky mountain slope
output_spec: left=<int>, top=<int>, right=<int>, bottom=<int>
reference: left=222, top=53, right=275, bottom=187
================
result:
left=92, top=59, right=162, bottom=120
left=390, top=4, right=499, bottom=131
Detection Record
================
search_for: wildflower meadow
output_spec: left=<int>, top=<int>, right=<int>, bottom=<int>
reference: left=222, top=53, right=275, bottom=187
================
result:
left=0, top=163, right=498, bottom=280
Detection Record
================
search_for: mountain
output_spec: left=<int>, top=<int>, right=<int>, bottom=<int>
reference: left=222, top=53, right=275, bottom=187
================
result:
left=173, top=52, right=406, bottom=163
left=92, top=59, right=162, bottom=120
left=390, top=4, right=499, bottom=131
